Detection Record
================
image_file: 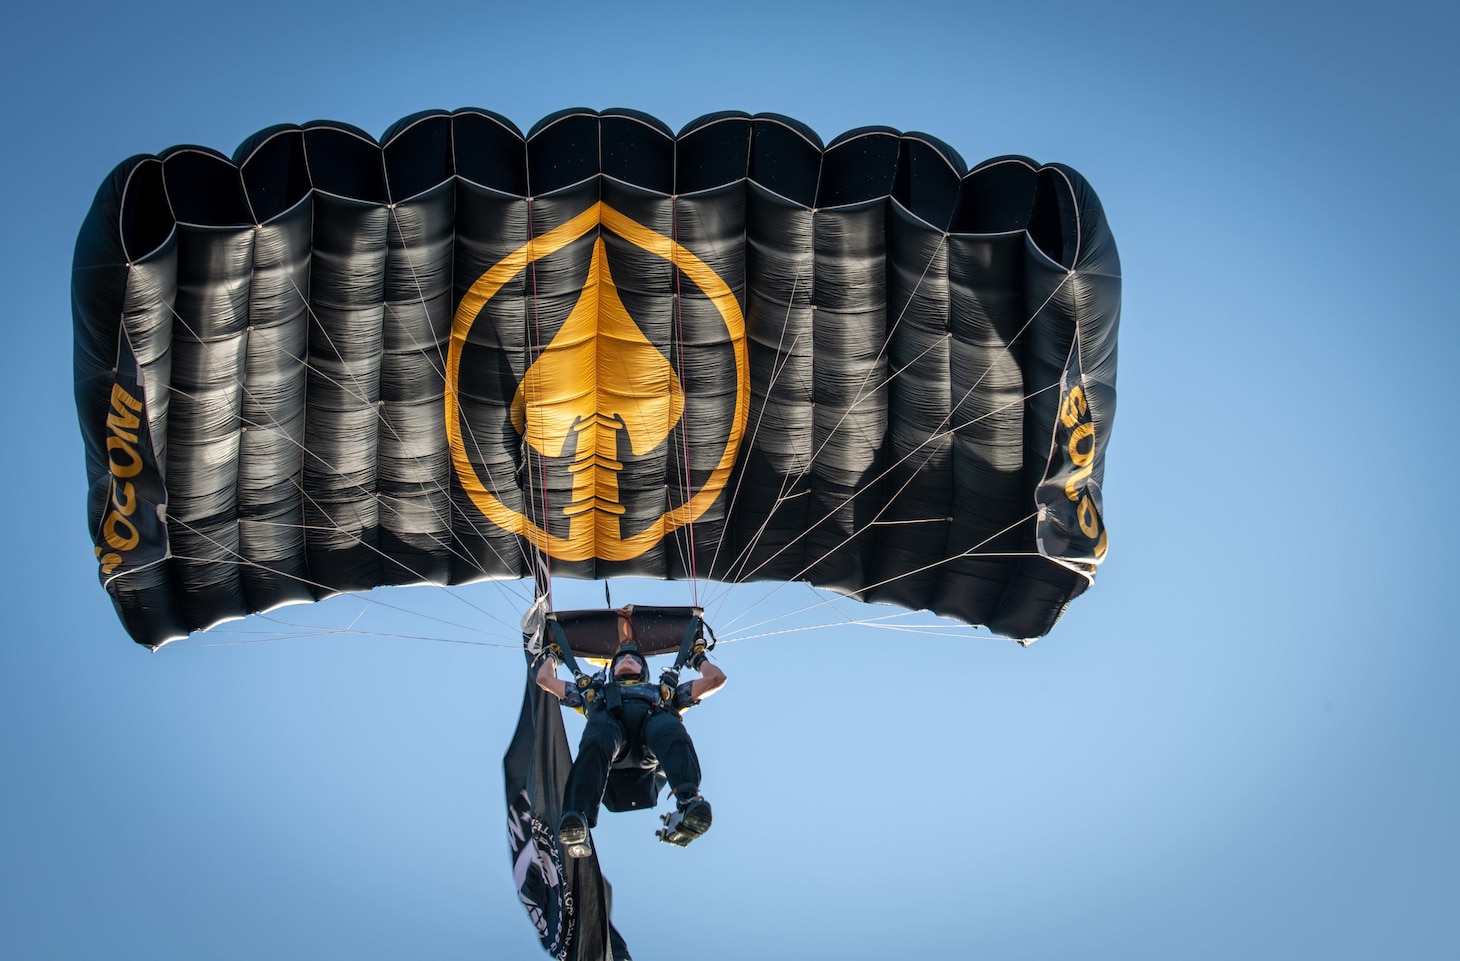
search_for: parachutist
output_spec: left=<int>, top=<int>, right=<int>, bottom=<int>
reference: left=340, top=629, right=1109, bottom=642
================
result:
left=535, top=614, right=726, bottom=857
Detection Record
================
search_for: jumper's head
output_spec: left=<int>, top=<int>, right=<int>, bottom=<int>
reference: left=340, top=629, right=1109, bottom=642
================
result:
left=610, top=646, right=647, bottom=680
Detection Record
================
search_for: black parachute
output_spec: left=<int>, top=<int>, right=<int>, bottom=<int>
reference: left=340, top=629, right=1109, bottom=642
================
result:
left=73, top=107, right=1119, bottom=648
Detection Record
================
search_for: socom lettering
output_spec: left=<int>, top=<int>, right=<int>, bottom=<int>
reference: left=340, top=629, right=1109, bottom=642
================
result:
left=1058, top=384, right=1106, bottom=554
left=96, top=383, right=146, bottom=575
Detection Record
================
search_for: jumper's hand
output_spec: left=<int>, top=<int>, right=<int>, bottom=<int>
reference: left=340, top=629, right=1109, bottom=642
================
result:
left=688, top=658, right=727, bottom=701
left=535, top=656, right=568, bottom=699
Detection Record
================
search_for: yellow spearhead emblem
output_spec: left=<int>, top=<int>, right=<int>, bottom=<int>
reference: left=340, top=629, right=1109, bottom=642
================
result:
left=510, top=236, right=686, bottom=527
left=447, top=201, right=748, bottom=563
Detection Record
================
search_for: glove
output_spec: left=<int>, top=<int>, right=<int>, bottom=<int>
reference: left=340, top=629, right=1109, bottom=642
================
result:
left=657, top=668, right=679, bottom=707
left=687, top=644, right=708, bottom=671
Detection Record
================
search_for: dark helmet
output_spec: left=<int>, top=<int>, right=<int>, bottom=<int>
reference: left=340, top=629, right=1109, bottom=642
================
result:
left=609, top=643, right=648, bottom=682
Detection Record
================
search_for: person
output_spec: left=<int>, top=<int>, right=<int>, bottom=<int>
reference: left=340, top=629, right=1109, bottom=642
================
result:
left=535, top=615, right=727, bottom=858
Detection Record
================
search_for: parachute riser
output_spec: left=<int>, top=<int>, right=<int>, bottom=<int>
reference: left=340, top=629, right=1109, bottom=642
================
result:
left=669, top=615, right=714, bottom=673
left=545, top=617, right=591, bottom=681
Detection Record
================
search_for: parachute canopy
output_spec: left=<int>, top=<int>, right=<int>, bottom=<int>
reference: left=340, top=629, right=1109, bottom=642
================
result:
left=73, top=107, right=1119, bottom=648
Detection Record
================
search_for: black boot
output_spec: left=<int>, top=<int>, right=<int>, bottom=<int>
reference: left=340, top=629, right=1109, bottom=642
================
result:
left=558, top=811, right=593, bottom=859
left=656, top=795, right=712, bottom=847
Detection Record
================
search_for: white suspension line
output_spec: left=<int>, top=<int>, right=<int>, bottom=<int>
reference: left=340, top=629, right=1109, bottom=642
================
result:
left=378, top=195, right=547, bottom=585
left=710, top=224, right=950, bottom=606
left=163, top=511, right=527, bottom=640
left=714, top=510, right=1038, bottom=638
left=273, top=244, right=535, bottom=583
left=702, top=264, right=1074, bottom=631
left=717, top=378, right=1060, bottom=597
left=155, top=363, right=528, bottom=615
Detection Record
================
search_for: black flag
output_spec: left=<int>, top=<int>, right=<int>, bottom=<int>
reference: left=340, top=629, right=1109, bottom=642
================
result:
left=504, top=654, right=630, bottom=960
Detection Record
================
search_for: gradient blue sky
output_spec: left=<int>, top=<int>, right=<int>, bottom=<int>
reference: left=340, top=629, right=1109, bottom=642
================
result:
left=3, top=1, right=1455, bottom=958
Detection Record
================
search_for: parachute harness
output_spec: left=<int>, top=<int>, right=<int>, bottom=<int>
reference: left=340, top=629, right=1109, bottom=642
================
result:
left=657, top=615, right=715, bottom=710
left=528, top=607, right=716, bottom=713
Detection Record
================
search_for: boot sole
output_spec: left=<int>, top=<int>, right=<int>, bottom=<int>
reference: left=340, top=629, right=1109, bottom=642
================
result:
left=680, top=801, right=713, bottom=837
left=558, top=814, right=593, bottom=858
left=656, top=800, right=712, bottom=846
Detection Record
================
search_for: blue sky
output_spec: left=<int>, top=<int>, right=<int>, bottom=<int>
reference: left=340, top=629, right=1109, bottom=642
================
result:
left=3, top=1, right=1456, bottom=958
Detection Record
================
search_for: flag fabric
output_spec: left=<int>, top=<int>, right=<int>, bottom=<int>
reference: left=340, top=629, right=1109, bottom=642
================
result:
left=504, top=655, right=630, bottom=960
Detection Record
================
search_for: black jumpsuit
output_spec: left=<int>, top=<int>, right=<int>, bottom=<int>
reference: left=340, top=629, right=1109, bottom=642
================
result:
left=561, top=679, right=702, bottom=827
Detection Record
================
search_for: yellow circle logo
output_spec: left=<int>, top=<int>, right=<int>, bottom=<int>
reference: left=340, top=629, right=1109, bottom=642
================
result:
left=446, top=201, right=749, bottom=562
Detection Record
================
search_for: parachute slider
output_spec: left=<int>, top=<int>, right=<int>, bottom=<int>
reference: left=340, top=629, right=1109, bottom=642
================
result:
left=547, top=606, right=704, bottom=660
